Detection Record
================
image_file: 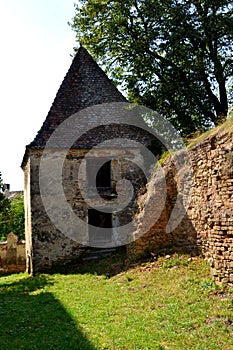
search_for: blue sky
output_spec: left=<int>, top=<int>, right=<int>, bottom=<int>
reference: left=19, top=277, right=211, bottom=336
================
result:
left=0, top=0, right=77, bottom=190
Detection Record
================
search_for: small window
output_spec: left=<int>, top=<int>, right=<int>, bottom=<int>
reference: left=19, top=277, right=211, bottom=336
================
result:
left=96, top=160, right=111, bottom=189
left=87, top=159, right=111, bottom=190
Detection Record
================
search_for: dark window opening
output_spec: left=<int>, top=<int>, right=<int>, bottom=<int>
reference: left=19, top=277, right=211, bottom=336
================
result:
left=86, top=159, right=112, bottom=198
left=88, top=209, right=112, bottom=228
left=88, top=209, right=112, bottom=245
left=96, top=160, right=111, bottom=189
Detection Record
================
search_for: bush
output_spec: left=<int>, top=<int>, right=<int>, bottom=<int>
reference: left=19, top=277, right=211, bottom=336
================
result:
left=0, top=194, right=24, bottom=240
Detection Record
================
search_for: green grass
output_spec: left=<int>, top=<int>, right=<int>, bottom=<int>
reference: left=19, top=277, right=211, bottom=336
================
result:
left=187, top=113, right=233, bottom=149
left=0, top=253, right=233, bottom=350
left=154, top=114, right=233, bottom=167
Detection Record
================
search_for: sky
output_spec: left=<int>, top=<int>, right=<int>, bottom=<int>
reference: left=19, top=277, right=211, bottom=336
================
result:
left=0, top=0, right=78, bottom=190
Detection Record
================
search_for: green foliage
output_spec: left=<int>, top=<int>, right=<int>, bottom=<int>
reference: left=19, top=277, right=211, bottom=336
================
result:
left=158, top=151, right=172, bottom=166
left=71, top=0, right=233, bottom=136
left=186, top=111, right=233, bottom=148
left=0, top=172, right=24, bottom=240
left=0, top=172, right=3, bottom=190
left=0, top=194, right=25, bottom=241
left=0, top=172, right=11, bottom=238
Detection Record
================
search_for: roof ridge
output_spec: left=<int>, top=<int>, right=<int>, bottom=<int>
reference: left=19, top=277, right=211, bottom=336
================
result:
left=28, top=46, right=126, bottom=149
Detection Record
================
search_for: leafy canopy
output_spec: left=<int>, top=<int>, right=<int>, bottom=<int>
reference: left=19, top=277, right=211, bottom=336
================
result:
left=0, top=172, right=10, bottom=216
left=70, top=0, right=233, bottom=135
left=0, top=172, right=24, bottom=240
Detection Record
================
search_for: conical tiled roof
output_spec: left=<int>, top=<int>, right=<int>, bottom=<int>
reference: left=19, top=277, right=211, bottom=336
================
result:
left=29, top=46, right=127, bottom=149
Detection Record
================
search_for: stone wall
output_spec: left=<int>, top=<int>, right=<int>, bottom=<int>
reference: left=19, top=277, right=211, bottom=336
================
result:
left=24, top=149, right=84, bottom=273
left=0, top=233, right=26, bottom=272
left=129, top=127, right=233, bottom=285
left=24, top=146, right=146, bottom=273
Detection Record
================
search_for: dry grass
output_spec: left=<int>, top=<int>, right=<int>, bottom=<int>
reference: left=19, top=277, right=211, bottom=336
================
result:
left=187, top=113, right=233, bottom=149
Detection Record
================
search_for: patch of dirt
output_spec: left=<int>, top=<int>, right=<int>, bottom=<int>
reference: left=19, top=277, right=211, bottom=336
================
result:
left=206, top=315, right=233, bottom=327
left=209, top=290, right=233, bottom=300
left=137, top=262, right=161, bottom=272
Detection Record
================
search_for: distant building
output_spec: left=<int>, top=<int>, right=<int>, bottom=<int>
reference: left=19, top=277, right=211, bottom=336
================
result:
left=3, top=184, right=23, bottom=201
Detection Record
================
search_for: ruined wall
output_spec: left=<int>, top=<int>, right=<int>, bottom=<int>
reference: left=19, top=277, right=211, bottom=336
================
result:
left=129, top=127, right=233, bottom=285
left=188, top=129, right=233, bottom=284
left=0, top=233, right=26, bottom=272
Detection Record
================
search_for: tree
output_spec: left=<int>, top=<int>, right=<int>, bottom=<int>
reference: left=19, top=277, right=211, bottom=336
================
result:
left=70, top=0, right=233, bottom=135
left=0, top=173, right=24, bottom=240
left=0, top=172, right=10, bottom=220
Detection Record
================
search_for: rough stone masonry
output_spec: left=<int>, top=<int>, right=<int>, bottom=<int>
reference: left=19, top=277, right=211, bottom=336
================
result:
left=128, top=125, right=233, bottom=285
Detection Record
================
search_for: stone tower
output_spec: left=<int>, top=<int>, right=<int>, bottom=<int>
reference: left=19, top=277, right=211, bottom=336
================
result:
left=21, top=46, right=152, bottom=274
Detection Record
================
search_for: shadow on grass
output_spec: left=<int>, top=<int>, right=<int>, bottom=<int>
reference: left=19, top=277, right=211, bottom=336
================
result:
left=0, top=274, right=97, bottom=350
left=48, top=251, right=133, bottom=278
left=46, top=243, right=199, bottom=279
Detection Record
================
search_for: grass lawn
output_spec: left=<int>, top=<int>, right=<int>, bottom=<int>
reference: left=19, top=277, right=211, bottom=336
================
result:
left=0, top=253, right=233, bottom=350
